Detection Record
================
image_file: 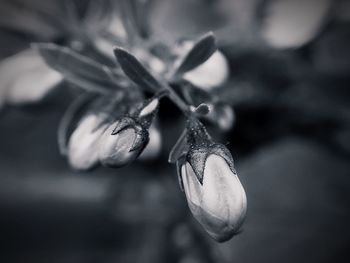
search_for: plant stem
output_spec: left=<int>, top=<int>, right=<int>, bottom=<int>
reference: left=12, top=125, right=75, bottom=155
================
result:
left=163, top=82, right=193, bottom=118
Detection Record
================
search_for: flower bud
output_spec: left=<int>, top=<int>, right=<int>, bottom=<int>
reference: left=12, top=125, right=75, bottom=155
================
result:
left=67, top=114, right=107, bottom=170
left=178, top=143, right=247, bottom=242
left=97, top=95, right=161, bottom=167
left=98, top=117, right=149, bottom=167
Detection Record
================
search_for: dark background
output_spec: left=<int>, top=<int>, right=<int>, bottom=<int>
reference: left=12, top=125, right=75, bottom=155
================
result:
left=0, top=0, right=349, bottom=262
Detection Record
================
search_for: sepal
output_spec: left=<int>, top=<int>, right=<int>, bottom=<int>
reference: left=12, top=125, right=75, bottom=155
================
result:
left=111, top=117, right=136, bottom=135
left=130, top=126, right=149, bottom=152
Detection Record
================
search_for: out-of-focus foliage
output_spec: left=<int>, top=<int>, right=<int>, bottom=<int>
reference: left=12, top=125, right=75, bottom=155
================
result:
left=0, top=0, right=349, bottom=262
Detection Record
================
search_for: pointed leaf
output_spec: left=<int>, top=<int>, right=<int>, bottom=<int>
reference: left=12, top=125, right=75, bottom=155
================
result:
left=33, top=43, right=117, bottom=93
left=173, top=32, right=217, bottom=78
left=114, top=47, right=162, bottom=91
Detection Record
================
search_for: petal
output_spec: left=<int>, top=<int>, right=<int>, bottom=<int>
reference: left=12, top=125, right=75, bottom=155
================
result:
left=183, top=50, right=229, bottom=91
left=68, top=115, right=106, bottom=170
left=261, top=0, right=331, bottom=48
left=186, top=200, right=239, bottom=242
left=139, top=98, right=159, bottom=117
left=202, top=154, right=247, bottom=226
left=182, top=162, right=203, bottom=209
left=0, top=49, right=62, bottom=105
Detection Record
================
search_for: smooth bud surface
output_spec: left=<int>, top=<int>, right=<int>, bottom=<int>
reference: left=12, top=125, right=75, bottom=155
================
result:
left=98, top=121, right=148, bottom=167
left=183, top=50, right=229, bottom=90
left=180, top=153, right=247, bottom=242
left=139, top=98, right=159, bottom=118
left=67, top=114, right=107, bottom=170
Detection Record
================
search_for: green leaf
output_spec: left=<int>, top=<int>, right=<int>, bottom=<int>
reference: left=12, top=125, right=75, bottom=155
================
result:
left=114, top=47, right=162, bottom=91
left=33, top=43, right=117, bottom=93
left=173, top=32, right=217, bottom=78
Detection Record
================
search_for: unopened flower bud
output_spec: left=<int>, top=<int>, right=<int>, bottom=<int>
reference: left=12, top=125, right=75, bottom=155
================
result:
left=67, top=114, right=107, bottom=170
left=178, top=125, right=246, bottom=242
left=98, top=95, right=161, bottom=167
left=98, top=117, right=149, bottom=167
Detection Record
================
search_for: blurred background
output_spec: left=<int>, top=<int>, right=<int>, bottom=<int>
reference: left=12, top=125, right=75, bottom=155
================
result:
left=0, top=0, right=350, bottom=262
